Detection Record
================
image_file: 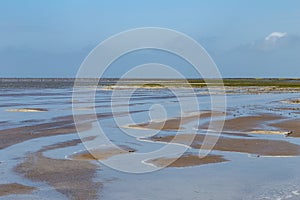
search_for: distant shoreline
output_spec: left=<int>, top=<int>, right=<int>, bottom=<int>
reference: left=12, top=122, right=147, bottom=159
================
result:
left=1, top=78, right=300, bottom=88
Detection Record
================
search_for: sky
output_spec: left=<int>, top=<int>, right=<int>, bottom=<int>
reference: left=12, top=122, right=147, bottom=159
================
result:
left=0, top=0, right=300, bottom=78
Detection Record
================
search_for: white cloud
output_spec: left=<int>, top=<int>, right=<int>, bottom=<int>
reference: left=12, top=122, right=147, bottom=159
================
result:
left=265, top=32, right=287, bottom=41
left=231, top=32, right=300, bottom=53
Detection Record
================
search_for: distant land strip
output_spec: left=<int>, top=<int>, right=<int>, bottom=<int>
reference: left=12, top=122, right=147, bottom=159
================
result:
left=0, top=78, right=300, bottom=88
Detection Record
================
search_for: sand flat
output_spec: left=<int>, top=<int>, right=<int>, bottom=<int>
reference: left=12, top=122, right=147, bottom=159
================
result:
left=271, top=119, right=300, bottom=137
left=199, top=114, right=283, bottom=133
left=70, top=146, right=136, bottom=161
left=150, top=134, right=300, bottom=156
left=147, top=154, right=228, bottom=168
left=14, top=140, right=101, bottom=200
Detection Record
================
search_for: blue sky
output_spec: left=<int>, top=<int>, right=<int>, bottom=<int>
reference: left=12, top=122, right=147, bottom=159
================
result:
left=0, top=0, right=300, bottom=78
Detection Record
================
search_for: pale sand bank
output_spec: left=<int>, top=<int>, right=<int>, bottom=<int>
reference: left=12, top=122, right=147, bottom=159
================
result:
left=6, top=108, right=48, bottom=112
left=249, top=130, right=289, bottom=135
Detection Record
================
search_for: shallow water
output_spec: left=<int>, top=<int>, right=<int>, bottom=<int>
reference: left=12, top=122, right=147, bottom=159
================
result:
left=1, top=82, right=300, bottom=200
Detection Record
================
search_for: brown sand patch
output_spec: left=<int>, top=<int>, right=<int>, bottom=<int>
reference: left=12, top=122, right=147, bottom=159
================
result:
left=0, top=183, right=36, bottom=197
left=15, top=153, right=101, bottom=200
left=129, top=111, right=226, bottom=131
left=200, top=114, right=283, bottom=133
left=70, top=146, right=136, bottom=161
left=14, top=139, right=101, bottom=200
left=147, top=154, right=228, bottom=168
left=150, top=134, right=300, bottom=156
left=271, top=119, right=300, bottom=138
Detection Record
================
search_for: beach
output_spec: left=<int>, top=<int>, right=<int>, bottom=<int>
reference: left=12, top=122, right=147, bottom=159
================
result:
left=1, top=79, right=300, bottom=200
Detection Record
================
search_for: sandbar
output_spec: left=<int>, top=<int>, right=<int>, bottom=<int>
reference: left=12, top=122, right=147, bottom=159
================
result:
left=70, top=145, right=136, bottom=161
left=199, top=114, right=283, bottom=133
left=271, top=119, right=300, bottom=138
left=6, top=108, right=48, bottom=112
left=147, top=154, right=228, bottom=168
left=149, top=134, right=300, bottom=156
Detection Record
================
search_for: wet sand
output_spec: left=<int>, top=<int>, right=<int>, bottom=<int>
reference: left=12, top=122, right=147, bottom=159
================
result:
left=1, top=82, right=300, bottom=200
left=149, top=134, right=300, bottom=156
left=271, top=119, right=300, bottom=138
left=147, top=154, right=228, bottom=168
left=14, top=140, right=101, bottom=200
left=199, top=114, right=283, bottom=133
left=0, top=110, right=144, bottom=150
left=0, top=110, right=144, bottom=198
left=128, top=111, right=226, bottom=131
left=70, top=146, right=136, bottom=161
left=0, top=183, right=36, bottom=197
left=0, top=120, right=92, bottom=150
